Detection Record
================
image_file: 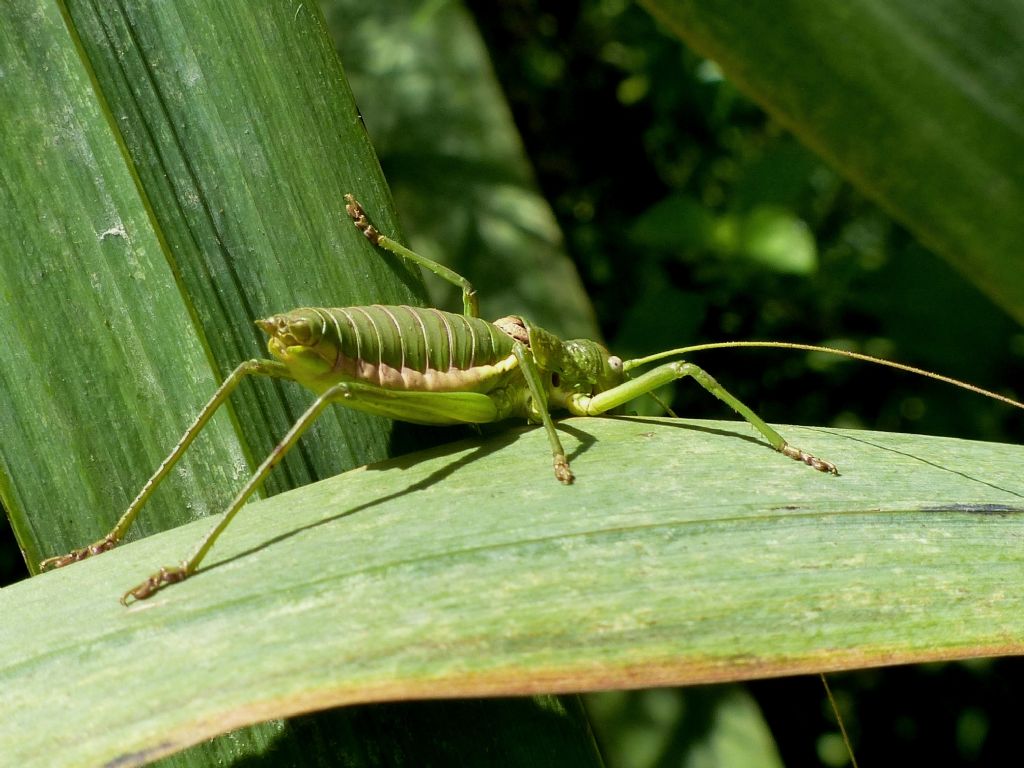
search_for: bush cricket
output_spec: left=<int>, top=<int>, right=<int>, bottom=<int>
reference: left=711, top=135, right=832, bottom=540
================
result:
left=39, top=195, right=1024, bottom=604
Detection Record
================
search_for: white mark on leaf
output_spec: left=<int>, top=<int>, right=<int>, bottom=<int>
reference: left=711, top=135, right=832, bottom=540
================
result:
left=98, top=224, right=126, bottom=241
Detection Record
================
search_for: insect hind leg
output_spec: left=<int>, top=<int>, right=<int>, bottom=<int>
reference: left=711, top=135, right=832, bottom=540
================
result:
left=120, top=380, right=506, bottom=603
left=39, top=358, right=293, bottom=573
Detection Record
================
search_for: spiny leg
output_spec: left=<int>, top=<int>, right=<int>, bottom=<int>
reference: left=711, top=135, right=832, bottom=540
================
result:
left=39, top=359, right=292, bottom=572
left=567, top=359, right=838, bottom=474
left=344, top=194, right=479, bottom=317
left=513, top=343, right=573, bottom=484
left=122, top=383, right=504, bottom=603
left=122, top=384, right=341, bottom=603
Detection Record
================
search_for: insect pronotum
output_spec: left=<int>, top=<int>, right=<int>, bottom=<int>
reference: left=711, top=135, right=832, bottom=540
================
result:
left=39, top=195, right=1024, bottom=605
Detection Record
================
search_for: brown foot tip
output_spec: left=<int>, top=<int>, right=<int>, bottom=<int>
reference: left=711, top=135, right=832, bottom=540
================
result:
left=121, top=564, right=190, bottom=606
left=555, top=457, right=575, bottom=485
left=39, top=534, right=119, bottom=571
left=343, top=193, right=361, bottom=217
left=343, top=194, right=380, bottom=245
left=781, top=444, right=839, bottom=475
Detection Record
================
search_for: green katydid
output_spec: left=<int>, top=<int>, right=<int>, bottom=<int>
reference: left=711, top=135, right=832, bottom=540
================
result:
left=39, top=195, right=1024, bottom=604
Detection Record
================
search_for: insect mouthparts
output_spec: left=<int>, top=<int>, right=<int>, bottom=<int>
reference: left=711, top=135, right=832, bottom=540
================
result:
left=254, top=317, right=279, bottom=335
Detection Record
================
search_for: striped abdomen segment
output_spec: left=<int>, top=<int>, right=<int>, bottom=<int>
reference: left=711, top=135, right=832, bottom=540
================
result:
left=293, top=305, right=518, bottom=392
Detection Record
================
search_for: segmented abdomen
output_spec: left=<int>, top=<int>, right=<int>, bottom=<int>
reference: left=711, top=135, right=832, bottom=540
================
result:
left=308, top=305, right=518, bottom=391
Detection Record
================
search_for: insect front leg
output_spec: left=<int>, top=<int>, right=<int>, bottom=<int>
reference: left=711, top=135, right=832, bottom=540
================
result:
left=567, top=360, right=838, bottom=474
left=38, top=359, right=293, bottom=572
left=512, top=344, right=573, bottom=484
left=344, top=194, right=479, bottom=317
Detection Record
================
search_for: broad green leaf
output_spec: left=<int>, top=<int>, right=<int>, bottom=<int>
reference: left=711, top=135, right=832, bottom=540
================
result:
left=3, top=418, right=1023, bottom=767
left=65, top=0, right=422, bottom=505
left=0, top=0, right=419, bottom=573
left=0, top=2, right=598, bottom=766
left=640, top=0, right=1024, bottom=323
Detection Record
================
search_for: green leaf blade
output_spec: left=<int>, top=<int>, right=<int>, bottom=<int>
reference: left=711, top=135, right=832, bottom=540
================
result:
left=68, top=1, right=425, bottom=498
left=3, top=418, right=1022, bottom=765
left=0, top=1, right=247, bottom=567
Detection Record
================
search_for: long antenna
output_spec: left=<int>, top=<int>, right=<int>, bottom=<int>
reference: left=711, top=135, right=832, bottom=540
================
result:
left=624, top=340, right=1024, bottom=412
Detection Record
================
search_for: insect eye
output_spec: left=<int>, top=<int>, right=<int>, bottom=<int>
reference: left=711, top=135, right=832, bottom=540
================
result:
left=551, top=372, right=561, bottom=388
left=607, top=356, right=623, bottom=373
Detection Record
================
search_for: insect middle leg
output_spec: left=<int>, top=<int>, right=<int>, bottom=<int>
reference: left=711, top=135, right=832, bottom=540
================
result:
left=566, top=360, right=838, bottom=474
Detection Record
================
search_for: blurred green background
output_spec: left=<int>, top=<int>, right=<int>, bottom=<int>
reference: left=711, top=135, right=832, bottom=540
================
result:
left=3, top=0, right=1022, bottom=765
